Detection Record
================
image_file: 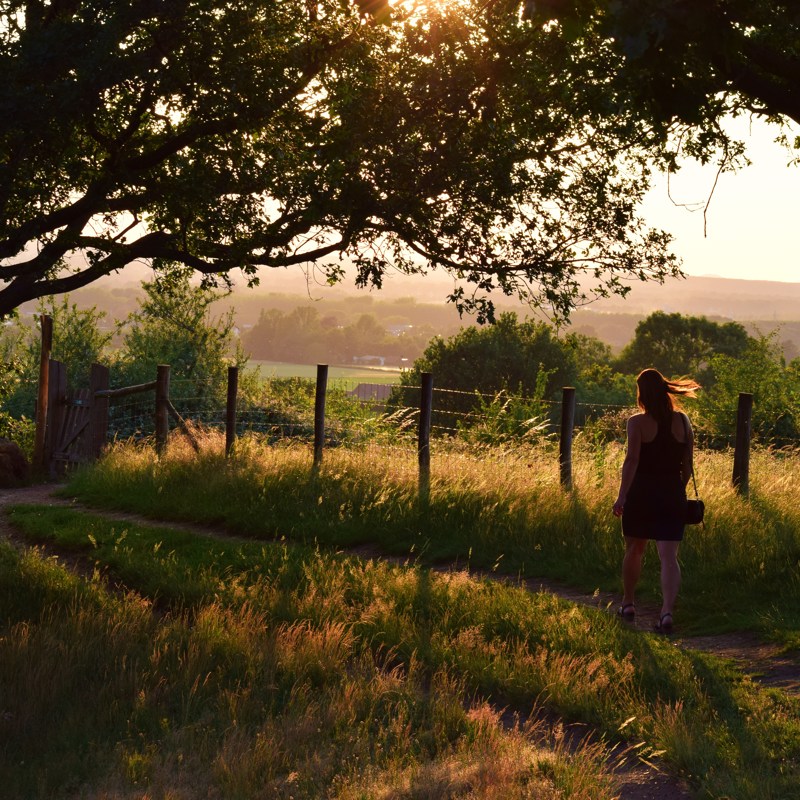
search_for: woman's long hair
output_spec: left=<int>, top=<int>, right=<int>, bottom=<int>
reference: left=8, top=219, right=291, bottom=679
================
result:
left=636, top=368, right=700, bottom=426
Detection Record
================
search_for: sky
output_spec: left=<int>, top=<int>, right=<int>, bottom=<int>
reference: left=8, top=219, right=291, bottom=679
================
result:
left=640, top=118, right=800, bottom=283
left=300, top=115, right=800, bottom=293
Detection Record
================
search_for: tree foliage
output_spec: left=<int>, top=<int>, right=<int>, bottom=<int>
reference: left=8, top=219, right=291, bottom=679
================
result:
left=697, top=332, right=800, bottom=444
left=0, top=0, right=680, bottom=320
left=398, top=312, right=576, bottom=430
left=615, top=311, right=750, bottom=382
left=1, top=297, right=112, bottom=418
left=525, top=2, right=800, bottom=150
left=114, top=273, right=253, bottom=412
left=0, top=323, right=33, bottom=449
left=0, top=277, right=253, bottom=441
left=565, top=332, right=634, bottom=410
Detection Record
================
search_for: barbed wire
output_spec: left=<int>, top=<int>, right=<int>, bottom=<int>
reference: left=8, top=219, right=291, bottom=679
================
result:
left=94, top=368, right=709, bottom=481
left=103, top=371, right=641, bottom=448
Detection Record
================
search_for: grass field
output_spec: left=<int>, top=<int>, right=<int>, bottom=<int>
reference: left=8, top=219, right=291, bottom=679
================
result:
left=6, top=498, right=800, bottom=800
left=3, top=433, right=800, bottom=798
left=249, top=360, right=403, bottom=383
left=63, top=433, right=800, bottom=647
left=3, top=505, right=623, bottom=800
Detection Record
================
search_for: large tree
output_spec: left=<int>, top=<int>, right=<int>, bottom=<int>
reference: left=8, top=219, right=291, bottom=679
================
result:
left=0, top=0, right=679, bottom=320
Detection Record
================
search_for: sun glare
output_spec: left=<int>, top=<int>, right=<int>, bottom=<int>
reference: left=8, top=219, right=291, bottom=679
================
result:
left=391, top=0, right=473, bottom=13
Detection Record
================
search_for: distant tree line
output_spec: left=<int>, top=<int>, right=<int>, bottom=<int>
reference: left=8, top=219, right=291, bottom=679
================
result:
left=242, top=307, right=438, bottom=367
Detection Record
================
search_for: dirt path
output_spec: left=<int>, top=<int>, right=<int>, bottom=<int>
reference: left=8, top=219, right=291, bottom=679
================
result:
left=3, top=482, right=797, bottom=799
left=480, top=574, right=800, bottom=695
left=355, top=546, right=800, bottom=699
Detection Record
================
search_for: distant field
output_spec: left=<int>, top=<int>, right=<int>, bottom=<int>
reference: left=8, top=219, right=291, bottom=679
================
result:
left=249, top=360, right=403, bottom=384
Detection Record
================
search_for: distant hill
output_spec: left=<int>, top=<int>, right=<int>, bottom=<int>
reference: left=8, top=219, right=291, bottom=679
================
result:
left=15, top=269, right=800, bottom=359
left=568, top=275, right=800, bottom=357
left=232, top=269, right=800, bottom=324
left=580, top=274, right=800, bottom=321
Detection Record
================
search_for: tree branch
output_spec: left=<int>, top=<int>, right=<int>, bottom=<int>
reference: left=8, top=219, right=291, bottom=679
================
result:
left=726, top=59, right=800, bottom=125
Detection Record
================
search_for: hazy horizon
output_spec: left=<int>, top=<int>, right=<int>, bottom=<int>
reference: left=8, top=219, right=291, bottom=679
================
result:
left=80, top=258, right=800, bottom=321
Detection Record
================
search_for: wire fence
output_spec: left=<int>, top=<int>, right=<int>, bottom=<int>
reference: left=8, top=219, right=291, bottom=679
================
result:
left=104, top=375, right=635, bottom=450
left=101, top=374, right=746, bottom=453
left=99, top=370, right=640, bottom=495
left=29, top=355, right=761, bottom=496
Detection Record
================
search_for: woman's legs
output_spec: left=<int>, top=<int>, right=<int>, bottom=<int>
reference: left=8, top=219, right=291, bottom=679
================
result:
left=622, top=536, right=647, bottom=607
left=655, top=539, right=681, bottom=617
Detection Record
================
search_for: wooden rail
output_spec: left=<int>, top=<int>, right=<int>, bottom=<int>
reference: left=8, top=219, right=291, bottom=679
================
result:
left=94, top=380, right=156, bottom=400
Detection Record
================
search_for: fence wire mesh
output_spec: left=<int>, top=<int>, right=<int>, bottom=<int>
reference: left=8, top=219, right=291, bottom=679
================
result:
left=102, top=372, right=638, bottom=481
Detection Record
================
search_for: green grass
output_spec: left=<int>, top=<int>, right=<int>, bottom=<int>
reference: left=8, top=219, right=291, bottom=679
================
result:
left=6, top=503, right=800, bottom=799
left=249, top=360, right=402, bottom=383
left=64, top=433, right=800, bottom=647
left=0, top=512, right=617, bottom=800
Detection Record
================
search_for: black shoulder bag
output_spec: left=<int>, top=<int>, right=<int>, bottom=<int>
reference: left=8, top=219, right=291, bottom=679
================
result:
left=682, top=414, right=705, bottom=527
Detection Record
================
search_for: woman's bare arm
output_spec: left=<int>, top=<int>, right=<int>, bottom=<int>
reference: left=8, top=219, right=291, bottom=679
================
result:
left=680, top=412, right=694, bottom=487
left=613, top=416, right=642, bottom=516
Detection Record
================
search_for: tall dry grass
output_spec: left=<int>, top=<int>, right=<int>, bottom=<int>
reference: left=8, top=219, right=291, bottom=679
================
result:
left=0, top=533, right=621, bottom=800
left=66, top=430, right=800, bottom=643
left=7, top=487, right=800, bottom=799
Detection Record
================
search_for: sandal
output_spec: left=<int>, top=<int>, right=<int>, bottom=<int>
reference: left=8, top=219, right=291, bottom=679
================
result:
left=617, top=603, right=635, bottom=621
left=654, top=613, right=674, bottom=634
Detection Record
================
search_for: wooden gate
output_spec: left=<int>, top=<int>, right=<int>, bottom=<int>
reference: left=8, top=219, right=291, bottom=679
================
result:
left=31, top=314, right=179, bottom=476
left=43, top=361, right=109, bottom=476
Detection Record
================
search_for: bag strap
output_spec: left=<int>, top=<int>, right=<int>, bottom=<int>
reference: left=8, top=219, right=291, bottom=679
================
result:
left=680, top=412, right=705, bottom=528
left=681, top=412, right=699, bottom=500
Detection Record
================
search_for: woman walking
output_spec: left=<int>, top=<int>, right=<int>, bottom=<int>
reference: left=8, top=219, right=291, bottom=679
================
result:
left=612, top=369, right=700, bottom=633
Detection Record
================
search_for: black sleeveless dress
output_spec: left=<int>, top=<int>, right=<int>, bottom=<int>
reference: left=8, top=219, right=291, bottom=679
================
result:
left=622, top=414, right=688, bottom=541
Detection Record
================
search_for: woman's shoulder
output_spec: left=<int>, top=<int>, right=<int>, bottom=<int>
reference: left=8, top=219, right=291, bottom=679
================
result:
left=670, top=410, right=693, bottom=441
left=626, top=412, right=652, bottom=438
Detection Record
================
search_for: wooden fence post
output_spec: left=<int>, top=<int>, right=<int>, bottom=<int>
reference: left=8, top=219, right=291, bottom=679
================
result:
left=32, top=314, right=53, bottom=472
left=559, top=387, right=576, bottom=490
left=418, top=372, right=433, bottom=503
left=313, top=364, right=328, bottom=469
left=155, top=365, right=171, bottom=455
left=226, top=366, right=239, bottom=456
left=89, top=363, right=110, bottom=459
left=43, top=359, right=66, bottom=477
left=732, top=392, right=753, bottom=496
